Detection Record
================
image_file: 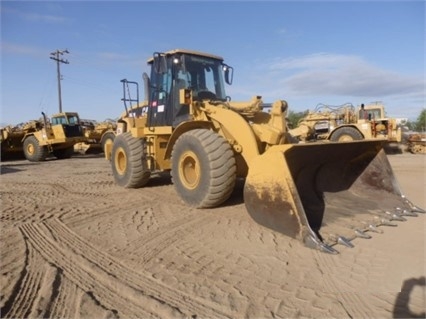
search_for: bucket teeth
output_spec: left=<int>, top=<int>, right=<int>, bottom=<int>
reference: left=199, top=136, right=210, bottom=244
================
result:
left=355, top=229, right=372, bottom=239
left=395, top=207, right=418, bottom=217
left=367, top=224, right=383, bottom=233
left=319, top=243, right=339, bottom=254
left=304, top=233, right=339, bottom=254
left=337, top=236, right=354, bottom=248
left=411, top=206, right=426, bottom=214
left=384, top=210, right=407, bottom=222
left=401, top=196, right=426, bottom=213
left=401, top=210, right=418, bottom=217
left=375, top=217, right=397, bottom=227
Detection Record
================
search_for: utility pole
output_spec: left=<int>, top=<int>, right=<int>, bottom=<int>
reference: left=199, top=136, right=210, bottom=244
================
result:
left=50, top=49, right=69, bottom=113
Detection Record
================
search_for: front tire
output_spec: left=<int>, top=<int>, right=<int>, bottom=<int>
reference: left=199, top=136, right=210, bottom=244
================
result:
left=330, top=127, right=363, bottom=142
left=111, top=132, right=151, bottom=188
left=171, top=129, right=236, bottom=208
left=23, top=136, right=48, bottom=162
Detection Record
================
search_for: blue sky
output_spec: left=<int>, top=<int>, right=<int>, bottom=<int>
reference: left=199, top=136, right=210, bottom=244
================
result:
left=1, top=1, right=424, bottom=125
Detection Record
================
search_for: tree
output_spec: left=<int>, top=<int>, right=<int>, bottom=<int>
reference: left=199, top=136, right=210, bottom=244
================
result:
left=404, top=120, right=416, bottom=131
left=287, top=110, right=309, bottom=129
left=414, top=109, right=426, bottom=132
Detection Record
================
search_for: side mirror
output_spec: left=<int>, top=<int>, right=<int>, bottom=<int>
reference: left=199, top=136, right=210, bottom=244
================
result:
left=223, top=64, right=233, bottom=85
left=153, top=52, right=167, bottom=74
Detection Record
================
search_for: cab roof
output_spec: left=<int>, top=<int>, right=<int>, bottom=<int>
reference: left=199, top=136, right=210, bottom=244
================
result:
left=147, top=49, right=224, bottom=64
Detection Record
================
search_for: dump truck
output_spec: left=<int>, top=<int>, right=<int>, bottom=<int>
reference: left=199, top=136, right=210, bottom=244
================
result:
left=21, top=112, right=86, bottom=161
left=290, top=102, right=402, bottom=143
left=106, top=49, right=424, bottom=253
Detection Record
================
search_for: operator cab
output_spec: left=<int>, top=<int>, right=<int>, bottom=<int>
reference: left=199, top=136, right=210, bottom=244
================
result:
left=146, top=49, right=233, bottom=127
left=49, top=112, right=83, bottom=137
left=51, top=113, right=80, bottom=126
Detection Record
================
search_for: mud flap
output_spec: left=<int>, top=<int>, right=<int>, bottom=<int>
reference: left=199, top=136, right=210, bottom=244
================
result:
left=244, top=140, right=425, bottom=253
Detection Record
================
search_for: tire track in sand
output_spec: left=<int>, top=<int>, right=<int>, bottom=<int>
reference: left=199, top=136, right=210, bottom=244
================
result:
left=312, top=245, right=396, bottom=318
left=19, top=219, right=235, bottom=318
left=1, top=237, right=48, bottom=318
left=116, top=208, right=220, bottom=265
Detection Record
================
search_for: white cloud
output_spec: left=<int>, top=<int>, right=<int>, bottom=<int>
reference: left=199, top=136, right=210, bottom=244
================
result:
left=269, top=53, right=362, bottom=70
left=22, top=11, right=67, bottom=24
left=1, top=42, right=47, bottom=58
left=265, top=53, right=424, bottom=98
left=229, top=53, right=424, bottom=119
left=2, top=7, right=68, bottom=24
left=94, top=52, right=146, bottom=69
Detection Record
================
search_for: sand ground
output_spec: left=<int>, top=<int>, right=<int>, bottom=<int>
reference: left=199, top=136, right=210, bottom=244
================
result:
left=0, top=152, right=425, bottom=319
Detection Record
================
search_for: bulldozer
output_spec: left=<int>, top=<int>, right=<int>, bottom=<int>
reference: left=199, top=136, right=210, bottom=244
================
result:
left=290, top=102, right=402, bottom=143
left=21, top=112, right=86, bottom=161
left=106, top=49, right=424, bottom=253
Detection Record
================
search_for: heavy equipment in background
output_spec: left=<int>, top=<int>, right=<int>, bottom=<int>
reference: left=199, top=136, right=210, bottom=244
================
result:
left=406, top=132, right=426, bottom=154
left=106, top=49, right=424, bottom=253
left=1, top=120, right=42, bottom=160
left=74, top=119, right=117, bottom=154
left=101, top=79, right=151, bottom=158
left=290, top=102, right=402, bottom=143
left=20, top=112, right=85, bottom=161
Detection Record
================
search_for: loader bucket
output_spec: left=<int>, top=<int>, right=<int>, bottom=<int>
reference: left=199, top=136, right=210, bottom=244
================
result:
left=244, top=140, right=425, bottom=253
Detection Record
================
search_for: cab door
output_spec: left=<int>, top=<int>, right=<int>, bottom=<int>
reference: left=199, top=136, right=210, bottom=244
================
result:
left=147, top=54, right=174, bottom=127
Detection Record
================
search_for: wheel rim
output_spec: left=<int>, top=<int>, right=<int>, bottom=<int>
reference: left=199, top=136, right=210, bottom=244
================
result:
left=179, top=150, right=201, bottom=190
left=115, top=146, right=127, bottom=175
left=104, top=138, right=113, bottom=153
left=26, top=143, right=35, bottom=155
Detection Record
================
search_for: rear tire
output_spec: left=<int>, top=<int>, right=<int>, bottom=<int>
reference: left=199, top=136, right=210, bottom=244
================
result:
left=171, top=129, right=236, bottom=208
left=330, top=127, right=363, bottom=142
left=23, top=136, right=48, bottom=162
left=111, top=132, right=151, bottom=188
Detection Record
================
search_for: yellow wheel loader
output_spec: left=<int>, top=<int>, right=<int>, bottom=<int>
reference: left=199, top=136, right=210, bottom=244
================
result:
left=22, top=112, right=86, bottom=162
left=99, top=79, right=154, bottom=159
left=106, top=49, right=425, bottom=253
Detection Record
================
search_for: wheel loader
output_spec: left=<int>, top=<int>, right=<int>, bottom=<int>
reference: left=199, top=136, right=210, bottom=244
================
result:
left=106, top=49, right=425, bottom=253
left=22, top=112, right=86, bottom=161
left=96, top=80, right=150, bottom=158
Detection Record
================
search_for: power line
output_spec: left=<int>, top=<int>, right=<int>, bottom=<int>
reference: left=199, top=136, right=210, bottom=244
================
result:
left=50, top=49, right=69, bottom=113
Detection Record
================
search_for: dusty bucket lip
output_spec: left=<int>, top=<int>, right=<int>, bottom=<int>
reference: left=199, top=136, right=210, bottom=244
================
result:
left=243, top=140, right=424, bottom=253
